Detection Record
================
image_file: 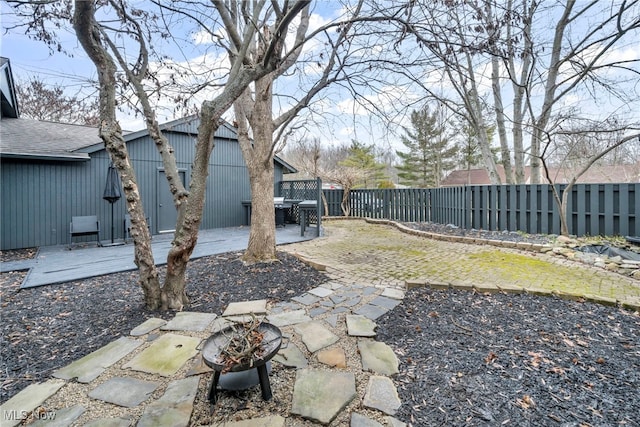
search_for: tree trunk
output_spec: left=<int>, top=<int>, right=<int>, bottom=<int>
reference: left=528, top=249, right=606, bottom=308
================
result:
left=73, top=0, right=162, bottom=310
left=492, top=56, right=514, bottom=184
left=245, top=163, right=277, bottom=263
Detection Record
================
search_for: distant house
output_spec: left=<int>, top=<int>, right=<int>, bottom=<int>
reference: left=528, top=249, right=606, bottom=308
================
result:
left=442, top=164, right=640, bottom=187
left=0, top=58, right=295, bottom=250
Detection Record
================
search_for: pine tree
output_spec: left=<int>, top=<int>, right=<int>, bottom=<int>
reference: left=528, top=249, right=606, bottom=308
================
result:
left=339, top=140, right=387, bottom=188
left=396, top=106, right=458, bottom=188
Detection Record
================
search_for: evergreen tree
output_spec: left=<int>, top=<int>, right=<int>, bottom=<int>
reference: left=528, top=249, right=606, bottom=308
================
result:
left=396, top=106, right=458, bottom=188
left=340, top=140, right=387, bottom=188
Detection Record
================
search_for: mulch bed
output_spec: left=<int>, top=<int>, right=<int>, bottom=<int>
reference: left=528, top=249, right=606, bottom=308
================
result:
left=376, top=288, right=640, bottom=426
left=0, top=252, right=327, bottom=403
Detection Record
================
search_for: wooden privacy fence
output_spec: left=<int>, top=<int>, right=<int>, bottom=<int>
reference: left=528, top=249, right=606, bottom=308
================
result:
left=321, top=183, right=639, bottom=237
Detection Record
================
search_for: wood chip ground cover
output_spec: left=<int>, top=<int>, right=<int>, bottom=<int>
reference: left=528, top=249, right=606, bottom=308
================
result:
left=376, top=288, right=640, bottom=426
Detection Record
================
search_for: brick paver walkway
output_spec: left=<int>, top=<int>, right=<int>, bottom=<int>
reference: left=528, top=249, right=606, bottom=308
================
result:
left=281, top=219, right=640, bottom=308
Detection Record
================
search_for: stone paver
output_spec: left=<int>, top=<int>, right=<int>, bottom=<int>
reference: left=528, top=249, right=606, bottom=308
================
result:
left=53, top=337, right=142, bottom=383
left=88, top=377, right=159, bottom=407
left=291, top=293, right=320, bottom=305
left=362, top=375, right=402, bottom=415
left=350, top=412, right=383, bottom=427
left=346, top=315, right=377, bottom=337
left=130, top=318, right=167, bottom=336
left=308, top=286, right=333, bottom=298
left=273, top=343, right=308, bottom=369
left=30, top=404, right=85, bottom=427
left=211, top=415, right=285, bottom=427
left=161, top=312, right=216, bottom=332
left=317, top=347, right=347, bottom=368
left=354, top=304, right=388, bottom=320
left=291, top=370, right=356, bottom=424
left=381, top=288, right=405, bottom=300
left=222, top=299, right=267, bottom=316
left=124, top=333, right=201, bottom=376
left=137, top=376, right=199, bottom=427
left=266, top=309, right=311, bottom=327
left=0, top=380, right=65, bottom=427
left=294, top=321, right=340, bottom=353
left=358, top=339, right=399, bottom=376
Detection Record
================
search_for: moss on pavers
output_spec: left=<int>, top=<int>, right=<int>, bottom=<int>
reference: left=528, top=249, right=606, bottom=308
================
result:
left=124, top=334, right=201, bottom=377
left=0, top=380, right=65, bottom=427
left=283, top=219, right=639, bottom=311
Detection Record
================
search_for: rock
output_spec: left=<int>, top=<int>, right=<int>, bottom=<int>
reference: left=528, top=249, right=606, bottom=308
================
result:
left=291, top=370, right=356, bottom=424
left=358, top=339, right=399, bottom=375
left=294, top=321, right=339, bottom=353
left=346, top=315, right=377, bottom=337
left=362, top=376, right=402, bottom=415
left=317, top=348, right=347, bottom=368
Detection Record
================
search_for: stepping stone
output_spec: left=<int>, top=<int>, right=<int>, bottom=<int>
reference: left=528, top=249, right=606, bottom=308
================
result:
left=291, top=293, right=319, bottom=306
left=358, top=339, right=399, bottom=375
left=370, top=296, right=401, bottom=310
left=30, top=404, right=85, bottom=426
left=137, top=376, right=199, bottom=427
left=84, top=417, right=133, bottom=427
left=124, top=333, right=200, bottom=376
left=329, top=294, right=347, bottom=304
left=210, top=415, right=285, bottom=427
left=88, top=377, right=159, bottom=407
left=346, top=315, right=377, bottom=337
left=161, top=312, right=216, bottom=332
left=354, top=304, right=388, bottom=320
left=0, top=380, right=65, bottom=427
left=322, top=282, right=343, bottom=290
left=267, top=309, right=311, bottom=327
left=294, top=321, right=339, bottom=353
left=381, top=288, right=405, bottom=300
left=273, top=343, right=308, bottom=369
left=325, top=314, right=339, bottom=328
left=291, top=370, right=356, bottom=424
left=309, top=307, right=329, bottom=318
left=222, top=299, right=267, bottom=316
left=131, top=318, right=167, bottom=336
left=308, top=286, right=333, bottom=298
left=342, top=296, right=362, bottom=307
left=350, top=413, right=383, bottom=427
left=269, top=301, right=301, bottom=314
left=363, top=286, right=378, bottom=296
left=317, top=348, right=346, bottom=368
left=185, top=354, right=214, bottom=376
left=53, top=337, right=142, bottom=383
left=331, top=307, right=350, bottom=315
left=363, top=376, right=402, bottom=415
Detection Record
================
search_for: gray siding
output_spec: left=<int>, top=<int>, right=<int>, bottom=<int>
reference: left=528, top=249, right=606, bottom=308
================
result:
left=1, top=130, right=285, bottom=250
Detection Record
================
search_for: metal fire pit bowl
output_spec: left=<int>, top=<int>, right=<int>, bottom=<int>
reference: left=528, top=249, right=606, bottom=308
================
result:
left=201, top=322, right=282, bottom=404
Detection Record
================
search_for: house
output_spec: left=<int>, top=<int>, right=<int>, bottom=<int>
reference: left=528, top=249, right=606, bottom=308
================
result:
left=0, top=58, right=296, bottom=250
left=442, top=164, right=640, bottom=187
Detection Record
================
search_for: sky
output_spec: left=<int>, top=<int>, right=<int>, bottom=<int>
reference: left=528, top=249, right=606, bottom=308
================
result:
left=1, top=1, right=639, bottom=161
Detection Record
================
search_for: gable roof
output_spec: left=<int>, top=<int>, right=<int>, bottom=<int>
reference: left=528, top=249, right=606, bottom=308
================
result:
left=0, top=116, right=297, bottom=172
left=0, top=118, right=99, bottom=161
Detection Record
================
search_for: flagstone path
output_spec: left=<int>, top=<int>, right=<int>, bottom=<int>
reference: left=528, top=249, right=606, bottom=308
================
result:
left=1, top=281, right=406, bottom=426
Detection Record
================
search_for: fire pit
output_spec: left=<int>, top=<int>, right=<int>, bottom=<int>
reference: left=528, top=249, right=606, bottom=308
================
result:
left=201, top=321, right=282, bottom=404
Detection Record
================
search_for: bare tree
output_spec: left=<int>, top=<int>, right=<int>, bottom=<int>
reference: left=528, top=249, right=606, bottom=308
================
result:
left=540, top=121, right=640, bottom=236
left=16, top=78, right=99, bottom=125
left=8, top=0, right=310, bottom=310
